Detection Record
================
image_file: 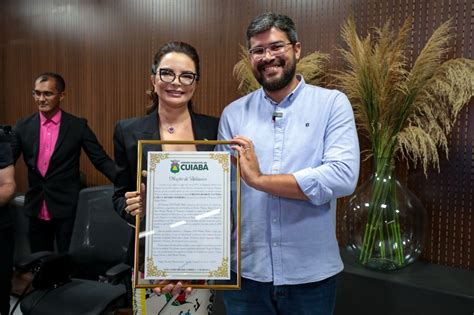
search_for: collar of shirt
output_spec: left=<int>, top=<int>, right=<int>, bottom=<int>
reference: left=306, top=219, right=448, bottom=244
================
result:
left=262, top=74, right=306, bottom=108
left=39, top=109, right=62, bottom=126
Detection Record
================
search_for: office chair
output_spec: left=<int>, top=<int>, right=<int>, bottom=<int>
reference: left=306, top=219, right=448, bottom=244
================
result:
left=15, top=185, right=133, bottom=315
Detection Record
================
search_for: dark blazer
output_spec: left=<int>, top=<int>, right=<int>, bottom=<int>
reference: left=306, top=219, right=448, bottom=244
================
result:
left=11, top=111, right=116, bottom=219
left=112, top=109, right=220, bottom=223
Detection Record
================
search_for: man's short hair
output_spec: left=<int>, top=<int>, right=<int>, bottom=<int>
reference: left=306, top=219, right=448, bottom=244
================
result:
left=246, top=12, right=298, bottom=47
left=35, top=72, right=66, bottom=93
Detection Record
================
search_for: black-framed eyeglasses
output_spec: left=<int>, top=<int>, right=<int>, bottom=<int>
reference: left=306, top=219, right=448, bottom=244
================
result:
left=158, top=68, right=198, bottom=86
left=248, top=41, right=294, bottom=59
left=32, top=90, right=58, bottom=99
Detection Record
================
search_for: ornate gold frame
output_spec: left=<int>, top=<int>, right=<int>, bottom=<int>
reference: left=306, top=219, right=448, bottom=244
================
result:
left=133, top=140, right=241, bottom=289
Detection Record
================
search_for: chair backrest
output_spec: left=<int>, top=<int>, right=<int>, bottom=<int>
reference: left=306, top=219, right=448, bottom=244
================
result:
left=69, top=185, right=132, bottom=279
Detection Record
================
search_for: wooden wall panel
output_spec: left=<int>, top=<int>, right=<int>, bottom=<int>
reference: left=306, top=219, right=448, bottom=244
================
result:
left=1, top=0, right=472, bottom=269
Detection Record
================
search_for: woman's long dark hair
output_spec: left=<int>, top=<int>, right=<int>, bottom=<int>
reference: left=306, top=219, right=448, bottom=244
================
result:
left=146, top=41, right=200, bottom=114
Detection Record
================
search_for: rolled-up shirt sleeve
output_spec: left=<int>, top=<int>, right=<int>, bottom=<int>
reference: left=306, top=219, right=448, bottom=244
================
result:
left=293, top=93, right=360, bottom=206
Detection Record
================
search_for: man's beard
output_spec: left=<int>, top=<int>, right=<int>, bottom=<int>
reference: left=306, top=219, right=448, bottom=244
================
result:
left=254, top=56, right=296, bottom=91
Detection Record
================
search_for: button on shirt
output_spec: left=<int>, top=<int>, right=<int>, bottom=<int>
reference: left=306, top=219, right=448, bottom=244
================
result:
left=217, top=77, right=360, bottom=285
left=37, top=110, right=62, bottom=220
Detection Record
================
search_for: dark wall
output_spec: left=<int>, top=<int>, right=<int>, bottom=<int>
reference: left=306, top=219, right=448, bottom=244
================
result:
left=1, top=0, right=472, bottom=269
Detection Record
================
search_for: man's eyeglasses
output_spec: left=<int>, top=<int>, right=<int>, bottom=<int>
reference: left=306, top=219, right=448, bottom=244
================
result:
left=248, top=41, right=294, bottom=59
left=32, top=90, right=58, bottom=99
left=158, top=68, right=198, bottom=86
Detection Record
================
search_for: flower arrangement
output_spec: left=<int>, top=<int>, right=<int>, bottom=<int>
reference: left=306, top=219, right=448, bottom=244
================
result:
left=336, top=17, right=473, bottom=268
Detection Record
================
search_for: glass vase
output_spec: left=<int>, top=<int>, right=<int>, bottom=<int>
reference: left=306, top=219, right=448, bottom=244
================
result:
left=341, top=158, right=427, bottom=271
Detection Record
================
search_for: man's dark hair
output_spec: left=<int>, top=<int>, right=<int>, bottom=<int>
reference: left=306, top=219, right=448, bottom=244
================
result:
left=35, top=72, right=66, bottom=93
left=246, top=12, right=298, bottom=47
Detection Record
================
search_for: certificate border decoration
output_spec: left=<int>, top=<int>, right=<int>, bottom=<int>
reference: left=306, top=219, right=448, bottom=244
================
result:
left=209, top=152, right=230, bottom=173
left=145, top=151, right=229, bottom=279
left=208, top=257, right=229, bottom=277
left=149, top=152, right=169, bottom=172
left=146, top=257, right=168, bottom=277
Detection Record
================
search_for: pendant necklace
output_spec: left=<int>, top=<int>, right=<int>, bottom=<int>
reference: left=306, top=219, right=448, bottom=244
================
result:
left=159, top=118, right=176, bottom=134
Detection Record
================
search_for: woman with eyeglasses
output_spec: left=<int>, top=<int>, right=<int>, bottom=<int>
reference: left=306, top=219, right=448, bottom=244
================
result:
left=113, top=41, right=219, bottom=315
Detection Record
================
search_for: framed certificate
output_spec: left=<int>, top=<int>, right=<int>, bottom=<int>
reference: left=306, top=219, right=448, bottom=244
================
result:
left=133, top=140, right=240, bottom=289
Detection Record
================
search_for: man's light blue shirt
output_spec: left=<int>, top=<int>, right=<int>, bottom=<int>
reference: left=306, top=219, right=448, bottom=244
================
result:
left=217, top=76, right=360, bottom=285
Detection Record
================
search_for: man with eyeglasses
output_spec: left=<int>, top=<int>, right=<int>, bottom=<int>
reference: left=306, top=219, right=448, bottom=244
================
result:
left=11, top=72, right=115, bottom=253
left=217, top=13, right=360, bottom=314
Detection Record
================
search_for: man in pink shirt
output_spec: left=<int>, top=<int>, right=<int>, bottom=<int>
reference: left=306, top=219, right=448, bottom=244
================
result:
left=11, top=73, right=116, bottom=253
